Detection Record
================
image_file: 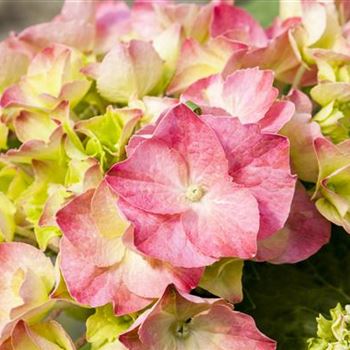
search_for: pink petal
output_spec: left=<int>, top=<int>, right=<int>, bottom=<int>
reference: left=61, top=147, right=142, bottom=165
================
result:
left=153, top=104, right=231, bottom=187
left=167, top=37, right=245, bottom=95
left=58, top=185, right=202, bottom=314
left=266, top=17, right=302, bottom=39
left=191, top=304, right=276, bottom=350
left=223, top=26, right=317, bottom=86
left=19, top=1, right=95, bottom=52
left=221, top=69, right=278, bottom=123
left=0, top=243, right=55, bottom=285
left=95, top=0, right=131, bottom=54
left=256, top=182, right=331, bottom=264
left=183, top=69, right=285, bottom=129
left=126, top=124, right=157, bottom=157
left=60, top=237, right=150, bottom=315
left=120, top=285, right=276, bottom=350
left=203, top=115, right=296, bottom=239
left=119, top=199, right=216, bottom=268
left=56, top=189, right=126, bottom=268
left=0, top=37, right=32, bottom=93
left=0, top=85, right=27, bottom=109
left=122, top=230, right=203, bottom=298
left=181, top=74, right=225, bottom=108
left=107, top=138, right=189, bottom=215
left=0, top=243, right=55, bottom=338
left=259, top=101, right=295, bottom=133
left=182, top=182, right=259, bottom=259
left=211, top=4, right=268, bottom=47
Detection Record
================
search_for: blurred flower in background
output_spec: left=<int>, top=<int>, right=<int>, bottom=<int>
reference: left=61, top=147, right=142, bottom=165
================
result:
left=0, top=0, right=279, bottom=40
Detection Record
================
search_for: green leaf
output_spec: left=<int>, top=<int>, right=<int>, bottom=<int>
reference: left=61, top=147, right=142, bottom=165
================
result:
left=236, top=227, right=350, bottom=350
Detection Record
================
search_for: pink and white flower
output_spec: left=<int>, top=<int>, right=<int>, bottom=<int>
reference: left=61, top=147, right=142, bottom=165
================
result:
left=107, top=104, right=296, bottom=267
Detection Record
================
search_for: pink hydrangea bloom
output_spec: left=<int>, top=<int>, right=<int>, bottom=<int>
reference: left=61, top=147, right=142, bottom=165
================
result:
left=57, top=182, right=202, bottom=315
left=107, top=104, right=296, bottom=268
left=120, top=285, right=276, bottom=350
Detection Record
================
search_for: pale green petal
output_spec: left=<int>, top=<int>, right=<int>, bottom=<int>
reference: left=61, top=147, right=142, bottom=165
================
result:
left=199, top=258, right=243, bottom=303
left=0, top=192, right=16, bottom=241
left=86, top=304, right=133, bottom=349
left=0, top=122, right=9, bottom=150
left=308, top=304, right=350, bottom=349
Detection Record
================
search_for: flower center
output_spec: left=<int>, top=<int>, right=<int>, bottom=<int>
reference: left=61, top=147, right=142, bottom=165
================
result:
left=186, top=184, right=205, bottom=202
left=175, top=318, right=192, bottom=339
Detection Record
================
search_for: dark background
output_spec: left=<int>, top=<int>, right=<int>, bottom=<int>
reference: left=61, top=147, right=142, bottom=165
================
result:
left=0, top=0, right=279, bottom=40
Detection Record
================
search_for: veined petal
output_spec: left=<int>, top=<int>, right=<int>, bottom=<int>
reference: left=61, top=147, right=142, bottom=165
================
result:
left=256, top=182, right=331, bottom=264
left=57, top=187, right=127, bottom=268
left=183, top=182, right=259, bottom=259
left=211, top=3, right=268, bottom=47
left=119, top=199, right=215, bottom=268
left=58, top=184, right=201, bottom=314
left=107, top=138, right=189, bottom=215
left=0, top=243, right=55, bottom=340
left=203, top=115, right=296, bottom=239
left=153, top=104, right=231, bottom=187
left=95, top=40, right=164, bottom=104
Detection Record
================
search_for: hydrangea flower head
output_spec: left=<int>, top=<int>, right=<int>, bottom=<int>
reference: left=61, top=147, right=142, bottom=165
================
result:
left=107, top=103, right=296, bottom=267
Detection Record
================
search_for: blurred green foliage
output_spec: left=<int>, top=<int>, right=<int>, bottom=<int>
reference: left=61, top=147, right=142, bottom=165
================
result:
left=238, top=0, right=280, bottom=27
left=237, top=227, right=350, bottom=350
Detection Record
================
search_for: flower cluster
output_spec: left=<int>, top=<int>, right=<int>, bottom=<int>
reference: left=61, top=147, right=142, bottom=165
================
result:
left=308, top=304, right=350, bottom=350
left=2, top=0, right=350, bottom=349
